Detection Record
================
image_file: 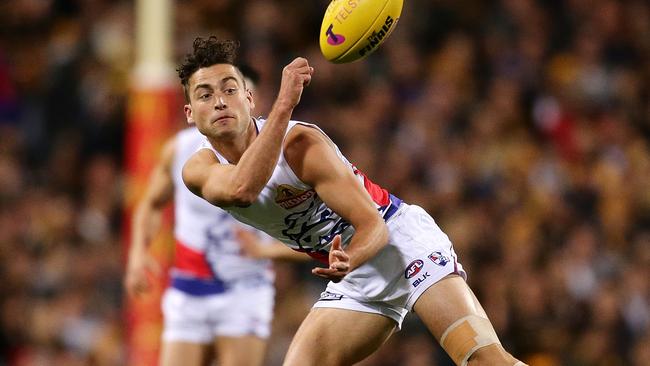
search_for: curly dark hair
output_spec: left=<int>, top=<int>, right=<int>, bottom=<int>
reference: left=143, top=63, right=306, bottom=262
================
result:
left=177, top=37, right=242, bottom=101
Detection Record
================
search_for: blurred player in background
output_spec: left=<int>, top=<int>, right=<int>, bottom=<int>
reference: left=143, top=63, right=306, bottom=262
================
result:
left=124, top=65, right=306, bottom=366
left=180, top=37, right=527, bottom=366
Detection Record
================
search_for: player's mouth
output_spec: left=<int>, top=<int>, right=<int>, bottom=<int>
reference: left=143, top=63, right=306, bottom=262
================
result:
left=212, top=115, right=235, bottom=124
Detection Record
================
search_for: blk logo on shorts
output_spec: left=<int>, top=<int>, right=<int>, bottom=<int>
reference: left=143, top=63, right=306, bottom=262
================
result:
left=428, top=251, right=449, bottom=266
left=404, top=259, right=424, bottom=279
left=412, top=272, right=430, bottom=288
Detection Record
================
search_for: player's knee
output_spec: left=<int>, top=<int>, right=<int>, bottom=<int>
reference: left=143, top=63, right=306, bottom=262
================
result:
left=467, top=344, right=527, bottom=366
left=440, top=314, right=506, bottom=366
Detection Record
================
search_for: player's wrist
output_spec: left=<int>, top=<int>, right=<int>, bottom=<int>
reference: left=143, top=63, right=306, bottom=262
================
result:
left=273, top=98, right=297, bottom=113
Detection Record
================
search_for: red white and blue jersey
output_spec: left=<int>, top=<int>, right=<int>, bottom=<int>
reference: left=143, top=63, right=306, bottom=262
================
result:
left=200, top=119, right=401, bottom=264
left=171, top=128, right=274, bottom=295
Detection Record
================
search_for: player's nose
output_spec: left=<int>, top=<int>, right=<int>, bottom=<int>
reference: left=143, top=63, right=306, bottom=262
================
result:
left=215, top=96, right=227, bottom=109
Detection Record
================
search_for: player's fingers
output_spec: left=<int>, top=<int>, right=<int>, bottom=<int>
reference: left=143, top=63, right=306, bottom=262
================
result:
left=126, top=275, right=148, bottom=298
left=302, top=74, right=312, bottom=87
left=311, top=267, right=344, bottom=282
left=330, top=261, right=349, bottom=272
left=284, top=58, right=309, bottom=75
left=290, top=56, right=307, bottom=65
left=235, top=228, right=257, bottom=245
left=331, top=249, right=349, bottom=262
left=331, top=235, right=342, bottom=251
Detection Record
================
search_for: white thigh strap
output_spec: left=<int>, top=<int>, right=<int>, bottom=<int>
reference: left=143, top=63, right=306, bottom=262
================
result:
left=440, top=315, right=501, bottom=366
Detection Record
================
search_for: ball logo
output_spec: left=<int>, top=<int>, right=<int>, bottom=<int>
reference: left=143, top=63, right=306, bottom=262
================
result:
left=358, top=15, right=396, bottom=57
left=404, top=259, right=424, bottom=279
left=325, top=24, right=346, bottom=45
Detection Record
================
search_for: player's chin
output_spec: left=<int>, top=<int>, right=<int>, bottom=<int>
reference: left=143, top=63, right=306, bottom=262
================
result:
left=207, top=126, right=237, bottom=140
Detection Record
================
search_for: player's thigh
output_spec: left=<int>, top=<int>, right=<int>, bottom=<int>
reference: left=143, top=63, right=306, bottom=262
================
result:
left=283, top=307, right=396, bottom=366
left=413, top=275, right=487, bottom=337
left=159, top=341, right=210, bottom=366
left=214, top=335, right=267, bottom=366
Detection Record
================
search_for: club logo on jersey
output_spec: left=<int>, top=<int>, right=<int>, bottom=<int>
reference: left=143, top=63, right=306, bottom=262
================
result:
left=325, top=24, right=346, bottom=45
left=275, top=184, right=316, bottom=209
left=412, top=272, right=431, bottom=288
left=428, top=251, right=449, bottom=266
left=404, top=259, right=424, bottom=279
left=282, top=199, right=351, bottom=250
left=319, top=291, right=344, bottom=301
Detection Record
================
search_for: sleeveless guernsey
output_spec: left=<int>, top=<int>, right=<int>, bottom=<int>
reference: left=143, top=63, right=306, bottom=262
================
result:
left=200, top=119, right=402, bottom=263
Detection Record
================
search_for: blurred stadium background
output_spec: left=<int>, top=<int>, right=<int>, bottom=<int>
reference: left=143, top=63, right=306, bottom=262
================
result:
left=0, top=0, right=649, bottom=365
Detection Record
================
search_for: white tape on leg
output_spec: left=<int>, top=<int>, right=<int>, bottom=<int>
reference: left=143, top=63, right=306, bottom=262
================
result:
left=439, top=315, right=501, bottom=366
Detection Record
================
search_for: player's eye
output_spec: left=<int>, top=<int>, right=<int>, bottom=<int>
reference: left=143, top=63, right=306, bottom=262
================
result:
left=224, top=88, right=237, bottom=95
left=199, top=93, right=212, bottom=100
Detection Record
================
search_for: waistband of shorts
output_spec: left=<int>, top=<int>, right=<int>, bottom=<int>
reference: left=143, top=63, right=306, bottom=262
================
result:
left=171, top=274, right=273, bottom=296
left=383, top=194, right=402, bottom=221
left=170, top=276, right=227, bottom=296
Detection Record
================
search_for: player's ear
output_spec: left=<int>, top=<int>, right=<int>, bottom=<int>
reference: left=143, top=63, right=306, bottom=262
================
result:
left=184, top=104, right=195, bottom=125
left=247, top=89, right=255, bottom=111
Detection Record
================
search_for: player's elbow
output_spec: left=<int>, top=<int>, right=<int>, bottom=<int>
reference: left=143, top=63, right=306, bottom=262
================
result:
left=376, top=218, right=389, bottom=248
left=229, top=185, right=258, bottom=206
left=203, top=183, right=257, bottom=207
left=362, top=214, right=389, bottom=249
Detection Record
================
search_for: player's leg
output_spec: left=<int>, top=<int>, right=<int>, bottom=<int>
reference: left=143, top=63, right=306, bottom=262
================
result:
left=159, top=341, right=210, bottom=366
left=211, top=285, right=274, bottom=366
left=159, top=288, right=213, bottom=366
left=283, top=307, right=396, bottom=366
left=214, top=335, right=267, bottom=366
left=413, top=274, right=526, bottom=366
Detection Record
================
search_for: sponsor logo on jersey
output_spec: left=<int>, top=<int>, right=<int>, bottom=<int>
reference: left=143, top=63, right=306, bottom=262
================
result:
left=275, top=184, right=316, bottom=209
left=404, top=259, right=424, bottom=279
left=412, top=272, right=431, bottom=288
left=428, top=251, right=449, bottom=266
left=325, top=24, right=346, bottom=45
left=319, top=291, right=344, bottom=301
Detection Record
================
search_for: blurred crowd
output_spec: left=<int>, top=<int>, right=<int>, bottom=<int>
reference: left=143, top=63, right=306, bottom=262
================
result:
left=1, top=0, right=649, bottom=365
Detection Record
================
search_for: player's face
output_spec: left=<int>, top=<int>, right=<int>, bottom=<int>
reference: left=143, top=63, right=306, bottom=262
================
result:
left=184, top=64, right=255, bottom=140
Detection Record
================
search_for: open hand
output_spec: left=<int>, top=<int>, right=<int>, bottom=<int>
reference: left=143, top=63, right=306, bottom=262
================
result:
left=124, top=250, right=162, bottom=298
left=236, top=228, right=266, bottom=259
left=311, top=235, right=350, bottom=283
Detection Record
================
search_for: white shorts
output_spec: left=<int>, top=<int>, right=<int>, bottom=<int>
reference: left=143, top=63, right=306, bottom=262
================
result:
left=313, top=204, right=466, bottom=328
left=161, top=285, right=275, bottom=343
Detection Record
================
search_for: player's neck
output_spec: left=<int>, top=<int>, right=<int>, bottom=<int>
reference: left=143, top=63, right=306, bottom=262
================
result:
left=208, top=118, right=257, bottom=164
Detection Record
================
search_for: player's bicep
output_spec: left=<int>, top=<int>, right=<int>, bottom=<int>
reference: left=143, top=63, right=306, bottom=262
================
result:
left=182, top=149, right=243, bottom=207
left=311, top=160, right=379, bottom=229
left=142, top=137, right=176, bottom=208
left=285, top=128, right=379, bottom=227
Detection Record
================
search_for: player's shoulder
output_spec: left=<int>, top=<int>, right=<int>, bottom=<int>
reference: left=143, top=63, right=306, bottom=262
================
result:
left=158, top=134, right=179, bottom=166
left=181, top=148, right=218, bottom=191
left=175, top=127, right=204, bottom=146
left=285, top=123, right=325, bottom=150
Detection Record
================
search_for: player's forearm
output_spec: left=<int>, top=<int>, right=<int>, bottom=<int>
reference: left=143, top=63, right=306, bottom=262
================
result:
left=267, top=243, right=311, bottom=261
left=130, top=202, right=163, bottom=255
left=225, top=102, right=294, bottom=203
left=344, top=219, right=389, bottom=271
